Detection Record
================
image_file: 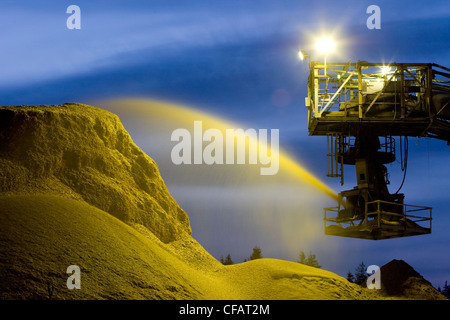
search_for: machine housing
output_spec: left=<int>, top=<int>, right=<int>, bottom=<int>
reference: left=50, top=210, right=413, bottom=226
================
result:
left=305, top=61, right=450, bottom=239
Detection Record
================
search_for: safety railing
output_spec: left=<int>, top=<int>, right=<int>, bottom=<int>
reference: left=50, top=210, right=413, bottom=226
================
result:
left=324, top=199, right=432, bottom=238
left=364, top=200, right=432, bottom=231
left=306, top=62, right=435, bottom=122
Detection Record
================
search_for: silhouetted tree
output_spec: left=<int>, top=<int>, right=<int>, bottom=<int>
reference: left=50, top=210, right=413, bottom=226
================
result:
left=441, top=281, right=450, bottom=298
left=354, top=261, right=367, bottom=285
left=221, top=254, right=234, bottom=265
left=297, top=251, right=306, bottom=264
left=297, top=251, right=321, bottom=268
left=249, top=246, right=263, bottom=260
left=305, top=252, right=321, bottom=268
left=347, top=272, right=355, bottom=283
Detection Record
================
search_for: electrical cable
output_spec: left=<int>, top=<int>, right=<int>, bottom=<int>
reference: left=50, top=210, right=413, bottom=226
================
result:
left=395, top=136, right=408, bottom=194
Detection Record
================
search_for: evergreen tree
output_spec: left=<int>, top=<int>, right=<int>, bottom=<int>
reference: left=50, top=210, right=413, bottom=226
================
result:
left=222, top=254, right=233, bottom=265
left=249, top=246, right=263, bottom=260
left=442, top=280, right=450, bottom=298
left=297, top=251, right=321, bottom=268
left=354, top=261, right=367, bottom=285
left=297, top=251, right=306, bottom=264
left=346, top=272, right=355, bottom=283
left=305, top=252, right=321, bottom=268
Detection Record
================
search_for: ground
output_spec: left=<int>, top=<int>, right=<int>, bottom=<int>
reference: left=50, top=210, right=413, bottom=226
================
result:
left=0, top=193, right=386, bottom=300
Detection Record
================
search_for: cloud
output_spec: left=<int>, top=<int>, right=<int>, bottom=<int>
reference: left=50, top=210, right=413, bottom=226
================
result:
left=0, top=1, right=311, bottom=88
left=2, top=0, right=449, bottom=91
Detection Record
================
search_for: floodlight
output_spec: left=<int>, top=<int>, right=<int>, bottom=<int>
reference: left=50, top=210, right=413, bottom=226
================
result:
left=298, top=50, right=309, bottom=61
left=315, top=37, right=335, bottom=55
left=380, top=66, right=391, bottom=76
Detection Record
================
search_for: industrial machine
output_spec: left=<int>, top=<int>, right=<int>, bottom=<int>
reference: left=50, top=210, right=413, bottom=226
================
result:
left=302, top=59, right=450, bottom=239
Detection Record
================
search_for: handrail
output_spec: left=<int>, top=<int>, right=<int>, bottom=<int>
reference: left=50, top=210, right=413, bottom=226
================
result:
left=307, top=62, right=448, bottom=123
left=318, top=71, right=356, bottom=116
left=324, top=200, right=432, bottom=226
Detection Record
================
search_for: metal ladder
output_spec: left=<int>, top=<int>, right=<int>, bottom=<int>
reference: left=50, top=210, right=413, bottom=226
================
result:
left=326, top=133, right=344, bottom=185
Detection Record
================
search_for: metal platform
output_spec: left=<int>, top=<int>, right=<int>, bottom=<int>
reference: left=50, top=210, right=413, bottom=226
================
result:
left=305, top=61, right=450, bottom=143
left=324, top=200, right=432, bottom=240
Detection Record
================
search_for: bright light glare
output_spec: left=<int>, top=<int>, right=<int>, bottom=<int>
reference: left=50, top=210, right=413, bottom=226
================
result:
left=380, top=66, right=391, bottom=76
left=298, top=51, right=305, bottom=60
left=298, top=50, right=307, bottom=61
left=315, top=37, right=335, bottom=55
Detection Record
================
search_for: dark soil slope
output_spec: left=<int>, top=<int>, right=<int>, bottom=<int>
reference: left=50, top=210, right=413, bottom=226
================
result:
left=379, top=259, right=444, bottom=299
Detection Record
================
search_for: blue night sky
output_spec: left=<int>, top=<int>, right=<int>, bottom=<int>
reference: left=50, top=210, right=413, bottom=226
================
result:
left=1, top=1, right=449, bottom=287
